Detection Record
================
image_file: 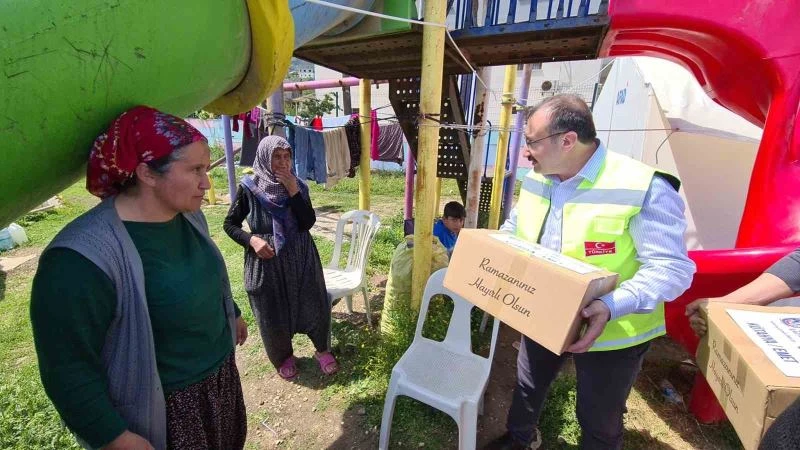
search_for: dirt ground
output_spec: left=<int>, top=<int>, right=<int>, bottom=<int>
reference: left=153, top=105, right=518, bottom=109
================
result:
left=4, top=180, right=742, bottom=449
left=2, top=244, right=738, bottom=449
left=235, top=273, right=739, bottom=450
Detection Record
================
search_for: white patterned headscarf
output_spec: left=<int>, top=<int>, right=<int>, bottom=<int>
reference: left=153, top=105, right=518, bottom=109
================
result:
left=244, top=135, right=308, bottom=253
left=252, top=135, right=297, bottom=203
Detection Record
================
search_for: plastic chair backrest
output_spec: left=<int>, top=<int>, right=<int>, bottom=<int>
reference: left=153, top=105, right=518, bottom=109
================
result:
left=414, top=269, right=500, bottom=363
left=329, top=210, right=381, bottom=274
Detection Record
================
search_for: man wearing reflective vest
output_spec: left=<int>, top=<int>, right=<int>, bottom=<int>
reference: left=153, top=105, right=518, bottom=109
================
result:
left=487, top=95, right=695, bottom=450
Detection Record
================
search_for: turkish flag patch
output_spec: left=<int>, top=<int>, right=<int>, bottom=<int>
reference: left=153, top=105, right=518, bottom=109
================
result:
left=584, top=241, right=616, bottom=256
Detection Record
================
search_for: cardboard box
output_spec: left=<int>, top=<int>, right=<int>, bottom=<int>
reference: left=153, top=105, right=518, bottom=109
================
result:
left=443, top=229, right=618, bottom=355
left=696, top=304, right=800, bottom=450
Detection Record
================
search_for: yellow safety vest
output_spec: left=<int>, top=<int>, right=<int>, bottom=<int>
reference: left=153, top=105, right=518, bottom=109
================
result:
left=516, top=150, right=680, bottom=351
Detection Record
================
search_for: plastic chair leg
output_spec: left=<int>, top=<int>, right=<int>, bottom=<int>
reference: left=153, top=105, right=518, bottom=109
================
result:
left=327, top=294, right=335, bottom=350
left=379, top=381, right=399, bottom=450
left=345, top=295, right=354, bottom=314
left=458, top=402, right=479, bottom=450
left=362, top=286, right=372, bottom=327
left=479, top=311, right=489, bottom=333
left=327, top=315, right=333, bottom=350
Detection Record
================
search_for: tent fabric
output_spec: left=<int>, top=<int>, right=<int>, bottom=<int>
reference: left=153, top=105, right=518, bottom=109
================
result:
left=592, top=56, right=762, bottom=251
left=632, top=56, right=762, bottom=142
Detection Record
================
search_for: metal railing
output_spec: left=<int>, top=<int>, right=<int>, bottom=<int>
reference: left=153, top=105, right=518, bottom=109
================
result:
left=450, top=0, right=608, bottom=29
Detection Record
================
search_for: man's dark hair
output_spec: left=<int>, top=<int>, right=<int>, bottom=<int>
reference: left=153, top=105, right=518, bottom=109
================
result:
left=443, top=201, right=466, bottom=219
left=524, top=94, right=597, bottom=144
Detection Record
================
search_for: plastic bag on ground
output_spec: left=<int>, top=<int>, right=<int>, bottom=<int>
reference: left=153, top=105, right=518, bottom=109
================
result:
left=381, top=235, right=449, bottom=339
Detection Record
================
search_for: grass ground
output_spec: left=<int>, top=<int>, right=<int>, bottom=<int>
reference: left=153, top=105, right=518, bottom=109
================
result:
left=0, top=170, right=742, bottom=449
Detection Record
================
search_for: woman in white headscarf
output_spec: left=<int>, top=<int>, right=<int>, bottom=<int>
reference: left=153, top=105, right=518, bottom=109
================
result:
left=224, top=136, right=337, bottom=380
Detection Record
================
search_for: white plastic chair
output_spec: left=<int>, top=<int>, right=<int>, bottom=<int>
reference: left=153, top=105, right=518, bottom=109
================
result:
left=379, top=268, right=501, bottom=450
left=323, top=210, right=381, bottom=327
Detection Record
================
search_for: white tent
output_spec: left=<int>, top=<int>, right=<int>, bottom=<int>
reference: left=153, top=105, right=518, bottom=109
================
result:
left=592, top=56, right=763, bottom=250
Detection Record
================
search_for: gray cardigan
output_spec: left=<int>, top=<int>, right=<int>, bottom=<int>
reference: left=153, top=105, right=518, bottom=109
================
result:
left=46, top=197, right=237, bottom=450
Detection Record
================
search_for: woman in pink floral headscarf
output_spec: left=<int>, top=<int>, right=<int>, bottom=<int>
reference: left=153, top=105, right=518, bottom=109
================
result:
left=31, top=106, right=248, bottom=450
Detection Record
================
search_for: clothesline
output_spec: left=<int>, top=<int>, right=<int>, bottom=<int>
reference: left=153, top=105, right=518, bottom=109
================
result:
left=236, top=107, right=678, bottom=186
left=278, top=115, right=436, bottom=132
left=248, top=109, right=678, bottom=136
left=272, top=116, right=677, bottom=136
left=274, top=115, right=407, bottom=131
left=237, top=110, right=408, bottom=189
left=416, top=122, right=679, bottom=134
left=256, top=103, right=393, bottom=115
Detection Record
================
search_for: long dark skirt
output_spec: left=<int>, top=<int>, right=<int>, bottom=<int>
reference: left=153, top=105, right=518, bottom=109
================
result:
left=245, top=231, right=330, bottom=367
left=165, top=352, right=246, bottom=449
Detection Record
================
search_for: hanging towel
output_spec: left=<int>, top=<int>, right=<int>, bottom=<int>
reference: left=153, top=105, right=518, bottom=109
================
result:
left=377, top=123, right=404, bottom=164
left=322, top=127, right=351, bottom=189
left=239, top=112, right=268, bottom=167
left=284, top=119, right=297, bottom=154
left=344, top=115, right=361, bottom=177
left=239, top=123, right=260, bottom=167
left=242, top=113, right=253, bottom=138
left=370, top=109, right=380, bottom=160
left=231, top=115, right=240, bottom=133
left=249, top=107, right=260, bottom=125
left=293, top=126, right=327, bottom=184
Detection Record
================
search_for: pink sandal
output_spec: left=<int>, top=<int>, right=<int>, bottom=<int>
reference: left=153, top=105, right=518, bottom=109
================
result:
left=314, top=351, right=339, bottom=375
left=277, top=355, right=297, bottom=380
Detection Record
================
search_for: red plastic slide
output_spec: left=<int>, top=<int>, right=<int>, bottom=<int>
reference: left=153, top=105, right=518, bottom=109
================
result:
left=599, top=0, right=800, bottom=422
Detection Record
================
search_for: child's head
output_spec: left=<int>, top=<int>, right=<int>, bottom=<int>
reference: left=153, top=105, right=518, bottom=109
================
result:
left=442, top=201, right=466, bottom=234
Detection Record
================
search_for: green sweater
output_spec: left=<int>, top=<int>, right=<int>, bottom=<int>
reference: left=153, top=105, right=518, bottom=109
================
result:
left=31, top=215, right=240, bottom=448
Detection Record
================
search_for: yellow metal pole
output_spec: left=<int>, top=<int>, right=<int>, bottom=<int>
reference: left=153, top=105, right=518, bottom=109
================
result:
left=359, top=79, right=372, bottom=210
left=411, top=0, right=447, bottom=310
left=433, top=177, right=442, bottom=216
left=207, top=174, right=217, bottom=205
left=488, top=65, right=517, bottom=229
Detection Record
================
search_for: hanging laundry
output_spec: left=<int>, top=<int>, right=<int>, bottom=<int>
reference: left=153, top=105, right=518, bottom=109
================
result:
left=293, top=126, right=327, bottom=184
left=244, top=113, right=253, bottom=138
left=228, top=112, right=251, bottom=137
left=239, top=111, right=266, bottom=167
left=370, top=109, right=380, bottom=160
left=322, top=128, right=351, bottom=189
left=310, top=116, right=323, bottom=131
left=377, top=123, right=404, bottom=164
left=239, top=125, right=259, bottom=166
left=249, top=107, right=261, bottom=125
left=344, top=115, right=361, bottom=177
left=284, top=119, right=296, bottom=155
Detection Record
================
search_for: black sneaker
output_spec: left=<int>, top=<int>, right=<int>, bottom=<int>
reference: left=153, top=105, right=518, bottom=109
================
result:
left=483, top=429, right=542, bottom=450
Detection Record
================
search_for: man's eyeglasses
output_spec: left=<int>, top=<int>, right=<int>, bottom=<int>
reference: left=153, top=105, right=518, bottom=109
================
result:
left=525, top=131, right=568, bottom=149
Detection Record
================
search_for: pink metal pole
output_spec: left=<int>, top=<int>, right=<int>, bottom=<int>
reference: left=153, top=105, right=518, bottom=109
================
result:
left=502, top=63, right=533, bottom=219
left=404, top=150, right=415, bottom=220
left=283, top=77, right=387, bottom=92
